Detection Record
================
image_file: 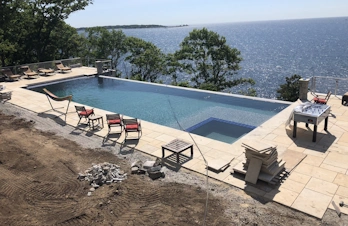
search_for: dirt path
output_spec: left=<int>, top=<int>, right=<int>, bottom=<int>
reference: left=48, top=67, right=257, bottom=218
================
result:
left=0, top=103, right=346, bottom=225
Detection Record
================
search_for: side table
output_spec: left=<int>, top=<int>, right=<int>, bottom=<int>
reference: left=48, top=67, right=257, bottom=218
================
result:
left=88, top=115, right=104, bottom=130
left=162, top=139, right=193, bottom=163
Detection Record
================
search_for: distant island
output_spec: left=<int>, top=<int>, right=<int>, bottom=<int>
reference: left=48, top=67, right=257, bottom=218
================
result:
left=76, top=24, right=189, bottom=31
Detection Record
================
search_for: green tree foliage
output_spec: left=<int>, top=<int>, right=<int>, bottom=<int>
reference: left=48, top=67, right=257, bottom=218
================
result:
left=0, top=0, right=27, bottom=66
left=239, top=87, right=257, bottom=97
left=175, top=28, right=255, bottom=91
left=50, top=21, right=85, bottom=59
left=276, top=74, right=302, bottom=101
left=26, top=0, right=93, bottom=62
left=124, top=37, right=165, bottom=82
left=164, top=53, right=183, bottom=86
left=82, top=27, right=127, bottom=75
left=0, top=0, right=93, bottom=66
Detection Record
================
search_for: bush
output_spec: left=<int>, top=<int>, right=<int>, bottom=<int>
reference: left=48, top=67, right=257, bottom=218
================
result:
left=277, top=74, right=302, bottom=102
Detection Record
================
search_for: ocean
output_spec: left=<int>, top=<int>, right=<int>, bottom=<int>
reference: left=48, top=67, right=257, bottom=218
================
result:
left=112, top=17, right=348, bottom=98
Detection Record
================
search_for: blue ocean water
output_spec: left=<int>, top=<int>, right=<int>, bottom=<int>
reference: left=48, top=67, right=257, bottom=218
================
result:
left=119, top=17, right=348, bottom=98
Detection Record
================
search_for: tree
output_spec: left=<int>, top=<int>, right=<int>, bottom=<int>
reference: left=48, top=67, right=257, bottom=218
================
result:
left=239, top=87, right=257, bottom=97
left=0, top=0, right=93, bottom=66
left=48, top=21, right=85, bottom=60
left=0, top=0, right=27, bottom=66
left=164, top=53, right=183, bottom=86
left=80, top=27, right=100, bottom=65
left=276, top=74, right=302, bottom=101
left=27, top=0, right=93, bottom=62
left=175, top=28, right=255, bottom=91
left=81, top=27, right=127, bottom=75
left=108, top=29, right=127, bottom=73
left=124, top=37, right=165, bottom=82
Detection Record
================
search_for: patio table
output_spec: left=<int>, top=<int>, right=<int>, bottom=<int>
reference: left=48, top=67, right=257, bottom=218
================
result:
left=162, top=139, right=193, bottom=163
left=293, top=103, right=330, bottom=142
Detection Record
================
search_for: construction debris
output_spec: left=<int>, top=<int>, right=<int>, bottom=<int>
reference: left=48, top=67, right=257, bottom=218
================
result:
left=78, top=162, right=127, bottom=195
left=131, top=158, right=164, bottom=180
left=207, top=158, right=234, bottom=173
left=233, top=141, right=286, bottom=185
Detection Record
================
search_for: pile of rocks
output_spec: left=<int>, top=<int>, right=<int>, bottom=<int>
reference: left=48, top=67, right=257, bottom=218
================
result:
left=131, top=158, right=165, bottom=180
left=78, top=162, right=127, bottom=195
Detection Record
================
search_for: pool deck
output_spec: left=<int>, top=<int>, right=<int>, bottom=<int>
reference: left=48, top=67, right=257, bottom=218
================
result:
left=1, top=67, right=348, bottom=219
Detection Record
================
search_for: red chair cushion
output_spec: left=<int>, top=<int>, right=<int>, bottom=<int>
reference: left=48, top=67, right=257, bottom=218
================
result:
left=316, top=99, right=327, bottom=104
left=108, top=119, right=121, bottom=124
left=125, top=124, right=139, bottom=130
left=79, top=109, right=93, bottom=116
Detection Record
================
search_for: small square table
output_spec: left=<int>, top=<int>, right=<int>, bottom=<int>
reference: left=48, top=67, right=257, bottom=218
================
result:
left=88, top=115, right=104, bottom=130
left=162, top=139, right=193, bottom=163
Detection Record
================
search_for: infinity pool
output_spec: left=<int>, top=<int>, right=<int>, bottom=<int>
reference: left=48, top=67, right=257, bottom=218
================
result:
left=29, top=76, right=289, bottom=143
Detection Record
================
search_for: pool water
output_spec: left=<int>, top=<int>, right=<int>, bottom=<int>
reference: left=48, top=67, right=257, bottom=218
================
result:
left=186, top=118, right=256, bottom=144
left=29, top=76, right=289, bottom=143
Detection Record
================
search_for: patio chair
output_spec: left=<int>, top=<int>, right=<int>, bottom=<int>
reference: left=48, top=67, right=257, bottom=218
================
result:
left=1, top=68, right=21, bottom=81
left=43, top=88, right=72, bottom=121
left=312, top=91, right=332, bottom=104
left=20, top=66, right=39, bottom=79
left=106, top=113, right=123, bottom=135
left=75, top=105, right=94, bottom=125
left=38, top=68, right=55, bottom=76
left=55, top=62, right=71, bottom=73
left=123, top=118, right=142, bottom=139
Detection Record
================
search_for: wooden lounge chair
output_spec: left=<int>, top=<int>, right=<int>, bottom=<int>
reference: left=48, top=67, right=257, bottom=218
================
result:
left=106, top=114, right=123, bottom=135
left=55, top=62, right=71, bottom=73
left=1, top=68, right=21, bottom=81
left=20, top=66, right=38, bottom=79
left=75, top=105, right=94, bottom=125
left=312, top=91, right=331, bottom=104
left=38, top=68, right=55, bottom=76
left=123, top=118, right=142, bottom=139
left=43, top=88, right=72, bottom=121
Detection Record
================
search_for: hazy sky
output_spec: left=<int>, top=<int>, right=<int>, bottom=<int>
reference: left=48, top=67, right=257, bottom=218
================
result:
left=65, top=0, right=348, bottom=27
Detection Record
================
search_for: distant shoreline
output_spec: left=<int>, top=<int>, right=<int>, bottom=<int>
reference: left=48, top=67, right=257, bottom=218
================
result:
left=76, top=24, right=189, bottom=31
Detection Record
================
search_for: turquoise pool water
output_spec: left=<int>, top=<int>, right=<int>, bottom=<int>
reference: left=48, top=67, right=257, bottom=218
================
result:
left=29, top=76, right=289, bottom=143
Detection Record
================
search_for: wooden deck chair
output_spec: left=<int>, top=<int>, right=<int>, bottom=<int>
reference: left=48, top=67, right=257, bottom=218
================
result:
left=43, top=88, right=72, bottom=121
left=106, top=114, right=123, bottom=135
left=38, top=68, right=55, bottom=76
left=123, top=118, right=142, bottom=139
left=20, top=66, right=38, bottom=78
left=55, top=62, right=71, bottom=73
left=75, top=105, right=94, bottom=125
left=312, top=91, right=332, bottom=104
left=1, top=68, right=21, bottom=81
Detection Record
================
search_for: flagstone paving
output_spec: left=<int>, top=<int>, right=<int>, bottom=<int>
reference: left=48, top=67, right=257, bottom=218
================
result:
left=1, top=67, right=348, bottom=219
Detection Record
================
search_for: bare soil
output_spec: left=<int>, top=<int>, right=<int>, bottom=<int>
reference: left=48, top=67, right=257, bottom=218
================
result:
left=0, top=103, right=346, bottom=225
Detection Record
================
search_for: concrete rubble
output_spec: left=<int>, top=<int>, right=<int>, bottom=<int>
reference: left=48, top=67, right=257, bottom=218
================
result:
left=77, top=162, right=127, bottom=195
left=131, top=158, right=165, bottom=180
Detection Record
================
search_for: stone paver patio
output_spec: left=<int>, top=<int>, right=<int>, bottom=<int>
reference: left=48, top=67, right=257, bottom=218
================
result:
left=1, top=67, right=348, bottom=219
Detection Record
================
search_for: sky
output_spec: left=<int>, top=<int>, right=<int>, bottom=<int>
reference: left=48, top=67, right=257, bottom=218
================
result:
left=65, top=0, right=348, bottom=28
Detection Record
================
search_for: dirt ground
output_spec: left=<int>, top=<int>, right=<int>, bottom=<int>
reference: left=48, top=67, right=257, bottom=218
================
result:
left=0, top=103, right=347, bottom=225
